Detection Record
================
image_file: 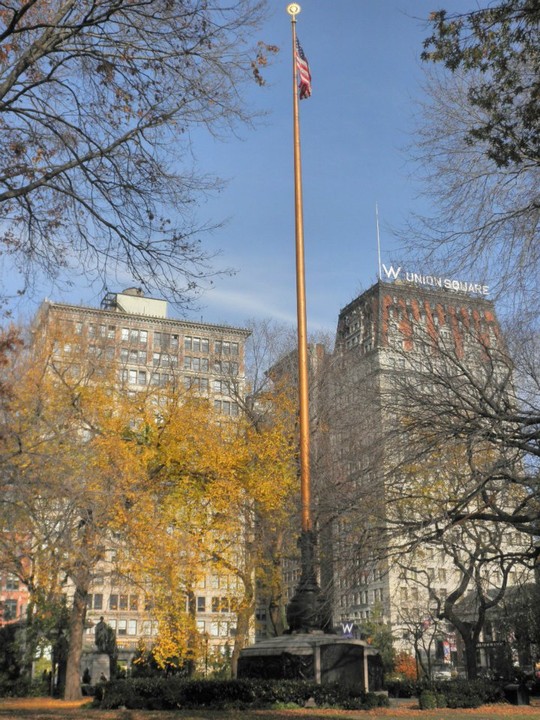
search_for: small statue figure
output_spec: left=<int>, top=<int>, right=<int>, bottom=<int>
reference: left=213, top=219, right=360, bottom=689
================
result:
left=94, top=616, right=108, bottom=653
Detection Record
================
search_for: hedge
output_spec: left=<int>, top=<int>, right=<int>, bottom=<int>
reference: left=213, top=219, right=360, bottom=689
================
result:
left=94, top=677, right=390, bottom=711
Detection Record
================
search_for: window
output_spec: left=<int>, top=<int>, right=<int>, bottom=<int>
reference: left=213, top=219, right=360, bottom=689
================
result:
left=119, top=594, right=128, bottom=610
left=214, top=340, right=222, bottom=354
left=121, top=328, right=129, bottom=341
left=109, top=594, right=118, bottom=610
left=184, top=357, right=192, bottom=370
left=197, top=620, right=206, bottom=632
left=192, top=337, right=200, bottom=352
left=128, top=620, right=137, bottom=636
left=88, top=324, right=97, bottom=337
left=3, top=600, right=18, bottom=620
left=75, top=322, right=83, bottom=335
left=184, top=336, right=192, bottom=351
left=93, top=593, right=103, bottom=610
left=138, top=370, right=147, bottom=385
left=130, top=595, right=138, bottom=611
left=5, top=574, right=19, bottom=591
left=118, top=619, right=127, bottom=636
left=197, top=597, right=206, bottom=613
left=231, top=342, right=239, bottom=356
left=170, top=334, right=178, bottom=349
left=201, top=339, right=209, bottom=353
left=211, top=597, right=220, bottom=613
left=108, top=325, right=116, bottom=339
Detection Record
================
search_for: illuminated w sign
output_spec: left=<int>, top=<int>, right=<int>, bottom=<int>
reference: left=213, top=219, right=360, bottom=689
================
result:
left=382, top=264, right=401, bottom=281
left=341, top=622, right=355, bottom=637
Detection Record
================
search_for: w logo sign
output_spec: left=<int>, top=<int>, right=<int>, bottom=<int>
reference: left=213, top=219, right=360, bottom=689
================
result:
left=341, top=622, right=355, bottom=637
left=382, top=264, right=401, bottom=281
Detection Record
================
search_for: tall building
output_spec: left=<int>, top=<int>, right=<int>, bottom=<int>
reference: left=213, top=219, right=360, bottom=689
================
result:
left=322, top=274, right=528, bottom=672
left=33, top=289, right=251, bottom=667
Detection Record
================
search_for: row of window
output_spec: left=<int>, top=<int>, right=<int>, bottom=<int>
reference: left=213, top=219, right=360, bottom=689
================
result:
left=87, top=619, right=158, bottom=636
left=214, top=400, right=240, bottom=416
left=196, top=620, right=234, bottom=638
left=198, top=596, right=237, bottom=614
left=118, top=370, right=239, bottom=401
left=87, top=593, right=145, bottom=611
left=184, top=357, right=239, bottom=375
left=76, top=324, right=241, bottom=356
left=340, top=588, right=384, bottom=607
left=87, top=593, right=238, bottom=615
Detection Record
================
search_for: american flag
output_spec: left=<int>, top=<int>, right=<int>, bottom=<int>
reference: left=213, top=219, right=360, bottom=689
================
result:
left=295, top=37, right=312, bottom=100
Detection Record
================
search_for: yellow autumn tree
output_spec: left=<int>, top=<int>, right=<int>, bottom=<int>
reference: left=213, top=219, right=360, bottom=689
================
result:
left=116, top=382, right=298, bottom=676
left=1, top=317, right=299, bottom=692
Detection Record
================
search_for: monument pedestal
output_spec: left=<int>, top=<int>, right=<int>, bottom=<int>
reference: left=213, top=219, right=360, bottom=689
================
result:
left=238, top=634, right=383, bottom=692
left=82, top=651, right=110, bottom=685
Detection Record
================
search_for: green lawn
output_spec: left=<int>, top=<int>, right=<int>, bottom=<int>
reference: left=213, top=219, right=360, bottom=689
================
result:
left=1, top=698, right=540, bottom=720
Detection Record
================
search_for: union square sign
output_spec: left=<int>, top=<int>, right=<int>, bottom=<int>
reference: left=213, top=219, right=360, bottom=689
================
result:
left=382, top=265, right=489, bottom=296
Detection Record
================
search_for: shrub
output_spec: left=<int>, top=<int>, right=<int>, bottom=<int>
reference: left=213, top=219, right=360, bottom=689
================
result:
left=419, top=690, right=437, bottom=709
left=96, top=678, right=388, bottom=711
left=435, top=692, right=447, bottom=708
left=385, top=677, right=419, bottom=697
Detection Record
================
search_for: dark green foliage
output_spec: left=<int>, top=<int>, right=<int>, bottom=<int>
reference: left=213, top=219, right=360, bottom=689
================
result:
left=0, top=623, right=26, bottom=696
left=436, top=692, right=448, bottom=708
left=422, top=1, right=540, bottom=169
left=419, top=690, right=438, bottom=709
left=385, top=678, right=418, bottom=697
left=439, top=679, right=503, bottom=708
left=95, top=677, right=388, bottom=711
left=389, top=677, right=505, bottom=709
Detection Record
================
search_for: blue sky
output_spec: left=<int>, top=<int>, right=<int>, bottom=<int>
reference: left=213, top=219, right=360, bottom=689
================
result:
left=3, top=1, right=483, bottom=333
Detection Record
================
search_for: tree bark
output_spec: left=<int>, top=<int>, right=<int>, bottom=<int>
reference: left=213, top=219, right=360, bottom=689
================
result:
left=64, top=584, right=88, bottom=700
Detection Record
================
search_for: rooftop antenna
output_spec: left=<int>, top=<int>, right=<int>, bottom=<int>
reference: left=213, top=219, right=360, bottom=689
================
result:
left=376, top=202, right=382, bottom=280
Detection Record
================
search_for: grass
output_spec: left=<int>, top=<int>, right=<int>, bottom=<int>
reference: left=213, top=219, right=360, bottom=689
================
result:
left=1, top=698, right=540, bottom=720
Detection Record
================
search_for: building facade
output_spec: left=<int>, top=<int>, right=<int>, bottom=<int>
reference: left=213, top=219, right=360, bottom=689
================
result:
left=322, top=277, right=529, bottom=674
left=33, top=289, right=251, bottom=667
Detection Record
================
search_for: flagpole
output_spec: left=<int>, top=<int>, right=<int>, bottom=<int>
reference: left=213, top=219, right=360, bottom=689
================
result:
left=376, top=202, right=382, bottom=280
left=285, top=2, right=322, bottom=634
left=289, top=5, right=311, bottom=536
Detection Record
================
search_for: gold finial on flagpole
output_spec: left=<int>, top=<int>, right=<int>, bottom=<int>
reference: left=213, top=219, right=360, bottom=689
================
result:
left=287, top=3, right=301, bottom=18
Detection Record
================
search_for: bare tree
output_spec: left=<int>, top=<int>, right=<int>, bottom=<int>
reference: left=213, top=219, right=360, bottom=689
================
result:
left=376, top=311, right=538, bottom=677
left=0, top=0, right=270, bottom=305
left=407, top=1, right=540, bottom=312
left=384, top=323, right=539, bottom=559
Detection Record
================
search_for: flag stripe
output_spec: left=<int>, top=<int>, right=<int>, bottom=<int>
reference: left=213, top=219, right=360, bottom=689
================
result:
left=295, top=37, right=312, bottom=100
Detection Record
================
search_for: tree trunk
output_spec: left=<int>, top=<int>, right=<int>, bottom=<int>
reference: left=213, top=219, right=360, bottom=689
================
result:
left=64, top=585, right=88, bottom=700
left=231, top=571, right=254, bottom=678
left=462, top=635, right=479, bottom=680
